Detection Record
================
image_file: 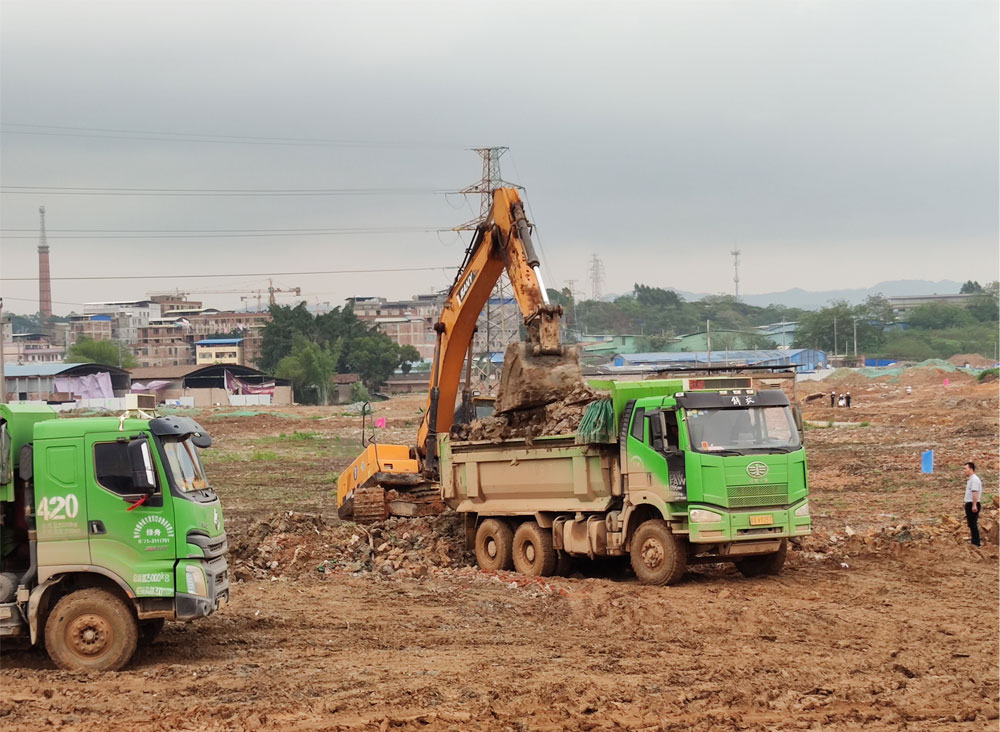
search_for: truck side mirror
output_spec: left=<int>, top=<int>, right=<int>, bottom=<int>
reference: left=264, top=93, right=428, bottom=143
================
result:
left=127, top=437, right=157, bottom=495
left=648, top=412, right=664, bottom=451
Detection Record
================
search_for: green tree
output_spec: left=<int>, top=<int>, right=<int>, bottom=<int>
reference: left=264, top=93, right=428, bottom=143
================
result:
left=907, top=303, right=973, bottom=330
left=275, top=335, right=339, bottom=405
left=346, top=334, right=406, bottom=390
left=256, top=302, right=317, bottom=372
left=967, top=281, right=999, bottom=322
left=792, top=301, right=856, bottom=354
left=960, top=280, right=983, bottom=294
left=67, top=337, right=138, bottom=368
left=398, top=344, right=422, bottom=374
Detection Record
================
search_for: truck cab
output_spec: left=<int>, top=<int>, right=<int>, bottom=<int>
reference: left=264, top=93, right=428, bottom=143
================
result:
left=0, top=402, right=228, bottom=671
left=618, top=383, right=810, bottom=575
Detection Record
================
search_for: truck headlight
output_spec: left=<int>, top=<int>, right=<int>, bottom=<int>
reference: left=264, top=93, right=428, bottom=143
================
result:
left=690, top=509, right=723, bottom=523
left=185, top=566, right=207, bottom=597
left=794, top=502, right=810, bottom=517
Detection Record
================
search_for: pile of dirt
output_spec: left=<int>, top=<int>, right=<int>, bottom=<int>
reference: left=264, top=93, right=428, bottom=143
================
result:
left=794, top=497, right=999, bottom=562
left=454, top=379, right=599, bottom=442
left=948, top=352, right=997, bottom=369
left=229, top=511, right=472, bottom=581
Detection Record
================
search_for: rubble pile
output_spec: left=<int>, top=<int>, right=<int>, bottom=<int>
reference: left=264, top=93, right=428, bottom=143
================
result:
left=793, top=496, right=999, bottom=562
left=229, top=511, right=472, bottom=582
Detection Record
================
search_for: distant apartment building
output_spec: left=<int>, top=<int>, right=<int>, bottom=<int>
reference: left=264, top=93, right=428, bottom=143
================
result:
left=886, top=293, right=975, bottom=317
left=135, top=309, right=270, bottom=368
left=3, top=333, right=65, bottom=365
left=348, top=292, right=446, bottom=361
left=83, top=300, right=162, bottom=345
left=150, top=294, right=204, bottom=312
left=195, top=338, right=244, bottom=365
left=136, top=319, right=195, bottom=368
left=376, top=316, right=437, bottom=360
left=69, top=314, right=113, bottom=344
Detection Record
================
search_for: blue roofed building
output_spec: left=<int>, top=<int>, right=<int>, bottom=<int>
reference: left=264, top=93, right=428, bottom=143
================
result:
left=608, top=348, right=827, bottom=372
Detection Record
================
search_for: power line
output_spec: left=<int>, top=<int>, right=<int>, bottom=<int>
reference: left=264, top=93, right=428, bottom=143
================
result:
left=1, top=295, right=85, bottom=307
left=0, top=227, right=453, bottom=240
left=0, top=185, right=451, bottom=197
left=1, top=227, right=453, bottom=233
left=0, top=122, right=465, bottom=149
left=0, top=265, right=458, bottom=282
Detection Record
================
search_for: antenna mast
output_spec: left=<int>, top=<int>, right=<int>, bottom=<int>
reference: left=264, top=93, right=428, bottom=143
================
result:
left=731, top=248, right=741, bottom=302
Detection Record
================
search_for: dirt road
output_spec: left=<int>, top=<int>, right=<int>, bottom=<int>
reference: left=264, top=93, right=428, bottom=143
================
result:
left=2, top=374, right=997, bottom=731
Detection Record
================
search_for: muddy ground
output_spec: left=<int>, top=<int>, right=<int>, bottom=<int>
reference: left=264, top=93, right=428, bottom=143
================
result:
left=1, top=370, right=998, bottom=731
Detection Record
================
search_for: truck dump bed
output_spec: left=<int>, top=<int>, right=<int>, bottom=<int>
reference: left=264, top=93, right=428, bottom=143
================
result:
left=439, top=435, right=621, bottom=515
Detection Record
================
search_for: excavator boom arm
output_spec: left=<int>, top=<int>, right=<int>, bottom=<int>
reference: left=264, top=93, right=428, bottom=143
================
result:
left=417, top=188, right=561, bottom=463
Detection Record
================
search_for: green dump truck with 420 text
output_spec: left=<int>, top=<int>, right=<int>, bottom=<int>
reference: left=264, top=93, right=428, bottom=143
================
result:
left=440, top=377, right=811, bottom=584
left=0, top=402, right=229, bottom=671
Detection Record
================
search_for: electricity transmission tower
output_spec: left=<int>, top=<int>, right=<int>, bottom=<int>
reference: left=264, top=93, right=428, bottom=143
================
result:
left=588, top=254, right=605, bottom=301
left=731, top=248, right=741, bottom=302
left=456, top=148, right=523, bottom=393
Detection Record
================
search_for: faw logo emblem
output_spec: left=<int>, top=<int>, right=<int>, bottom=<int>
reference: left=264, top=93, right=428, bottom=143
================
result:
left=746, top=461, right=769, bottom=479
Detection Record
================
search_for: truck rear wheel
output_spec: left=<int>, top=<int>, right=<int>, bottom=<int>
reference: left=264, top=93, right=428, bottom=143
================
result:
left=630, top=520, right=686, bottom=586
left=734, top=539, right=787, bottom=578
left=475, top=518, right=514, bottom=572
left=45, top=588, right=139, bottom=672
left=512, top=522, right=557, bottom=577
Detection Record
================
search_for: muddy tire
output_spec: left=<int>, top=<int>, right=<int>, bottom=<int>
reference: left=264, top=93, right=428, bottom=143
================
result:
left=630, top=520, right=687, bottom=586
left=512, top=522, right=557, bottom=577
left=475, top=518, right=514, bottom=572
left=735, top=540, right=787, bottom=578
left=138, top=618, right=165, bottom=646
left=45, top=588, right=139, bottom=671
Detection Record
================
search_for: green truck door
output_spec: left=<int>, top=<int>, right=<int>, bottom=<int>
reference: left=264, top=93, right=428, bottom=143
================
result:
left=35, top=438, right=90, bottom=567
left=85, top=434, right=176, bottom=598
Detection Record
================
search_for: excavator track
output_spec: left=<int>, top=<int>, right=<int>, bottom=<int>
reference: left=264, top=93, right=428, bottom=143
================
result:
left=347, top=483, right=445, bottom=525
left=352, top=485, right=389, bottom=524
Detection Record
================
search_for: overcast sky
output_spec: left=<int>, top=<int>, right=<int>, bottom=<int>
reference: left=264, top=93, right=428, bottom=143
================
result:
left=1, top=0, right=997, bottom=316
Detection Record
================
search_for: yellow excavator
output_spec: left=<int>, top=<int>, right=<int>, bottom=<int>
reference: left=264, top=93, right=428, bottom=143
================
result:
left=336, top=188, right=582, bottom=522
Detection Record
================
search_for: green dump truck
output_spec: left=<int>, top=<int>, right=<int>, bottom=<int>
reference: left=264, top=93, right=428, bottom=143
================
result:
left=0, top=401, right=228, bottom=670
left=439, top=377, right=810, bottom=585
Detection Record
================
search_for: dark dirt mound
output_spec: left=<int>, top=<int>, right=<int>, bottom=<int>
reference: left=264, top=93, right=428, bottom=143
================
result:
left=229, top=511, right=472, bottom=582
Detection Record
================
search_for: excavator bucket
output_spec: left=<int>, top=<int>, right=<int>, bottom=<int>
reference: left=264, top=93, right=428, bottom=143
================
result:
left=495, top=343, right=588, bottom=414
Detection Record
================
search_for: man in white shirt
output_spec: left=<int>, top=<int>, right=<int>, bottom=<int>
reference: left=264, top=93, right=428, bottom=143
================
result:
left=964, top=462, right=982, bottom=547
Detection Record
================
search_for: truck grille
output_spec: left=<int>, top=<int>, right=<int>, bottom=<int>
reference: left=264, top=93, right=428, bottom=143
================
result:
left=727, top=483, right=787, bottom=508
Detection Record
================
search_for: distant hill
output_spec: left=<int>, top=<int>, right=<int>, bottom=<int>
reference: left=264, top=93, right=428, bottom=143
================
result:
left=666, top=280, right=963, bottom=310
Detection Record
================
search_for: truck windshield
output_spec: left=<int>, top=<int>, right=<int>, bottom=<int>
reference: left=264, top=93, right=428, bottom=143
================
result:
left=160, top=436, right=209, bottom=493
left=685, top=406, right=800, bottom=455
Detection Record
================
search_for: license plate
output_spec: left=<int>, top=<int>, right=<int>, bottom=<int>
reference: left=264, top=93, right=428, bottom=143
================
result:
left=749, top=515, right=774, bottom=526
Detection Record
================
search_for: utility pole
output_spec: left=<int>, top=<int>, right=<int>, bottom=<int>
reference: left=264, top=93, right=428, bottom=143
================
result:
left=833, top=316, right=838, bottom=357
left=457, top=147, right=522, bottom=392
left=731, top=248, right=741, bottom=302
left=852, top=316, right=858, bottom=358
left=706, top=319, right=712, bottom=366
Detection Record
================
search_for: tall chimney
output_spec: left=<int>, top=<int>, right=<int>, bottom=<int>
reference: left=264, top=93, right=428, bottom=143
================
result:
left=38, top=205, right=52, bottom=321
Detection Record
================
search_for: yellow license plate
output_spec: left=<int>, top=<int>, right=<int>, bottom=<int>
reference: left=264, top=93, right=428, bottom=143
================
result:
left=749, top=515, right=774, bottom=526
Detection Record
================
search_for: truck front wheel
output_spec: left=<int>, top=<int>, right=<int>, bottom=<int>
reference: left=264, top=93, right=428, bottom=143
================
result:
left=630, top=520, right=687, bottom=586
left=44, top=588, right=139, bottom=671
left=734, top=539, right=787, bottom=578
left=512, top=522, right=557, bottom=577
left=475, top=518, right=514, bottom=571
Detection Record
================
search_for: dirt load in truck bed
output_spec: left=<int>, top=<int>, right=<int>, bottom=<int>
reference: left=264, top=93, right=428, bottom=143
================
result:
left=454, top=341, right=600, bottom=442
